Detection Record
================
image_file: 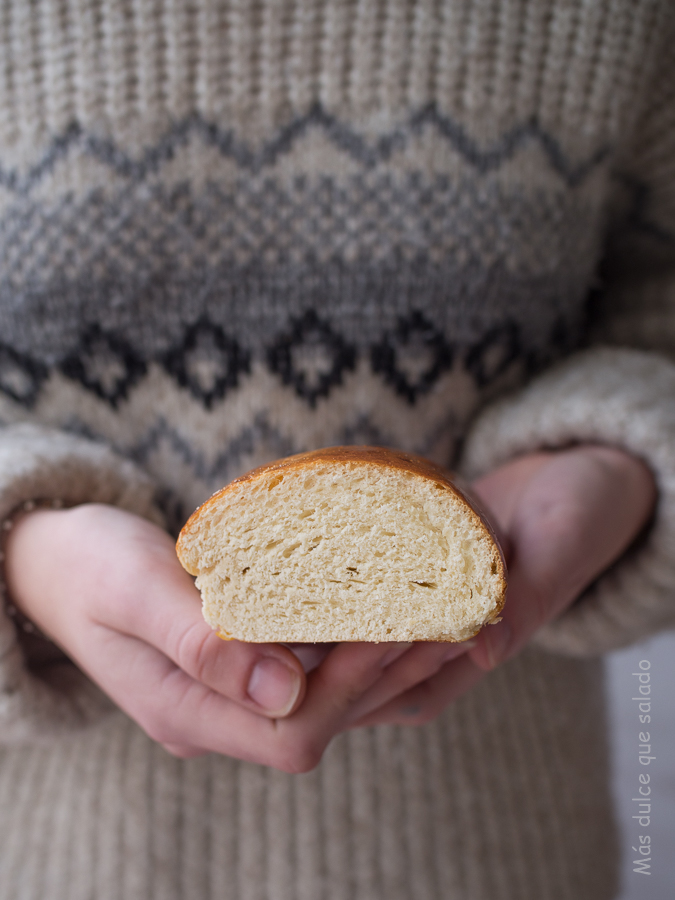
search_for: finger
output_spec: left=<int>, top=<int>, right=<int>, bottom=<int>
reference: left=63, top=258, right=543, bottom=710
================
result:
left=272, top=640, right=419, bottom=747
left=285, top=643, right=334, bottom=673
left=343, top=639, right=474, bottom=726
left=92, top=556, right=308, bottom=718
left=87, top=628, right=419, bottom=771
left=84, top=627, right=319, bottom=770
left=470, top=446, right=656, bottom=671
left=351, top=653, right=484, bottom=728
left=131, top=622, right=306, bottom=720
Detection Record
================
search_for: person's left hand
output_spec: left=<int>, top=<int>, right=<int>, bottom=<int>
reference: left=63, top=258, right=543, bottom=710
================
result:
left=343, top=444, right=656, bottom=728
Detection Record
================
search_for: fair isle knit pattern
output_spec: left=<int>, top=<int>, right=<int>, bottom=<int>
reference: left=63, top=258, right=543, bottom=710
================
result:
left=0, top=0, right=669, bottom=528
left=0, top=105, right=610, bottom=530
left=1, top=2, right=675, bottom=899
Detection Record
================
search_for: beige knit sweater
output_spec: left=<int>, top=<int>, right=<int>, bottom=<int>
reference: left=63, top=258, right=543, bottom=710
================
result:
left=1, top=2, right=675, bottom=898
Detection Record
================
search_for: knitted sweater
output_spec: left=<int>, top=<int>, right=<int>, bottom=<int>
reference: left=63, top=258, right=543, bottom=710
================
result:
left=1, top=1, right=675, bottom=898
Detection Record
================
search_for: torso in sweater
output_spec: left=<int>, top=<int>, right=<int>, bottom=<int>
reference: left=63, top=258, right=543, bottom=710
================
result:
left=0, top=0, right=668, bottom=528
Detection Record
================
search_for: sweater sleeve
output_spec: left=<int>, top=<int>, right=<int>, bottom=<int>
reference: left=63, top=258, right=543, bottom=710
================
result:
left=460, top=40, right=675, bottom=658
left=0, top=423, right=164, bottom=745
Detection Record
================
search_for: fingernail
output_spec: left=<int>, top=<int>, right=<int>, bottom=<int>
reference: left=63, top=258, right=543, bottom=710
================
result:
left=247, top=658, right=302, bottom=716
left=285, top=643, right=333, bottom=673
left=484, top=621, right=512, bottom=669
left=380, top=642, right=413, bottom=668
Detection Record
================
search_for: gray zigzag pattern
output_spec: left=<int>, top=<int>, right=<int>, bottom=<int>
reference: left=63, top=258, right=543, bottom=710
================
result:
left=62, top=413, right=297, bottom=485
left=134, top=415, right=298, bottom=483
left=23, top=409, right=460, bottom=532
left=0, top=104, right=610, bottom=195
left=58, top=411, right=459, bottom=486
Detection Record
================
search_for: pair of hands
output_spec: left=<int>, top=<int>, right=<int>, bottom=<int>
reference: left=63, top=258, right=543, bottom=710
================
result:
left=6, top=445, right=655, bottom=773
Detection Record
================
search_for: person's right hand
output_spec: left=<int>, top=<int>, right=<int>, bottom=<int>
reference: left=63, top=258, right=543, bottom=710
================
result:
left=4, top=504, right=467, bottom=770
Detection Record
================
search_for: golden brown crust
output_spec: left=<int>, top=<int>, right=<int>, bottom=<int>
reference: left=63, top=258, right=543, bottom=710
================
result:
left=176, top=446, right=507, bottom=616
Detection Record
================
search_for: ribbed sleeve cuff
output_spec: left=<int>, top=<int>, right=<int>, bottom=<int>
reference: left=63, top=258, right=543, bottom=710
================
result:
left=0, top=423, right=164, bottom=745
left=460, top=347, right=675, bottom=657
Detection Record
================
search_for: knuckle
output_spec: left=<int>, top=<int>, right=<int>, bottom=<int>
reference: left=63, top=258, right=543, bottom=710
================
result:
left=137, top=675, right=191, bottom=747
left=162, top=743, right=190, bottom=759
left=174, top=621, right=215, bottom=683
left=277, top=734, right=324, bottom=774
left=396, top=682, right=441, bottom=727
left=85, top=560, right=150, bottom=628
left=583, top=445, right=633, bottom=479
left=342, top=683, right=368, bottom=710
left=108, top=570, right=146, bottom=623
left=162, top=744, right=204, bottom=760
left=529, top=495, right=584, bottom=539
left=139, top=710, right=175, bottom=747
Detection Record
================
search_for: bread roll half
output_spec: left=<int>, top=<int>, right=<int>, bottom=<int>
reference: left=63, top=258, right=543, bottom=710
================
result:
left=176, top=447, right=506, bottom=643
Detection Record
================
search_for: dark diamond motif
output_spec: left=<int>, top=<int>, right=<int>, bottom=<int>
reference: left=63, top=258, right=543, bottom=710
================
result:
left=267, top=310, right=356, bottom=406
left=0, top=344, right=48, bottom=407
left=163, top=319, right=250, bottom=409
left=60, top=325, right=147, bottom=407
left=465, top=321, right=521, bottom=387
left=371, top=311, right=453, bottom=404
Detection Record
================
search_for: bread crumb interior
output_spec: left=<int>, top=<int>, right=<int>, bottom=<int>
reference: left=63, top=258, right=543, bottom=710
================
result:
left=182, top=463, right=503, bottom=642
